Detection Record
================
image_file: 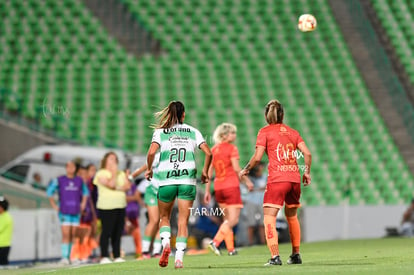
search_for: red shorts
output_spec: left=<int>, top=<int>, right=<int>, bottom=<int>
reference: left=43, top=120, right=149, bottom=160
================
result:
left=263, top=182, right=301, bottom=209
left=214, top=187, right=243, bottom=208
left=127, top=217, right=138, bottom=228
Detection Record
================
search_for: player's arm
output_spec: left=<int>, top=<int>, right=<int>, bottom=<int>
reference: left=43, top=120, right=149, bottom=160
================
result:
left=145, top=142, right=160, bottom=180
left=231, top=157, right=254, bottom=191
left=80, top=182, right=89, bottom=212
left=239, top=145, right=266, bottom=178
left=200, top=142, right=212, bottom=184
left=204, top=162, right=213, bottom=204
left=46, top=178, right=59, bottom=211
left=297, top=141, right=312, bottom=186
left=130, top=164, right=148, bottom=180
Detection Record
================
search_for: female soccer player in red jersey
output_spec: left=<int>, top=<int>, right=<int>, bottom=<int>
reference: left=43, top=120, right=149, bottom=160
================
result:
left=204, top=123, right=254, bottom=256
left=240, top=100, right=312, bottom=266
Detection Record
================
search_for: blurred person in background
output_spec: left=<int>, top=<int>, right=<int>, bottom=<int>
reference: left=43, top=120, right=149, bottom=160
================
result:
left=31, top=172, right=45, bottom=191
left=124, top=178, right=144, bottom=259
left=400, top=198, right=414, bottom=237
left=93, top=152, right=131, bottom=264
left=244, top=161, right=267, bottom=246
left=145, top=101, right=212, bottom=269
left=240, top=99, right=312, bottom=266
left=0, top=197, right=13, bottom=266
left=130, top=153, right=162, bottom=260
left=192, top=189, right=221, bottom=250
left=47, top=161, right=89, bottom=265
left=204, top=123, right=254, bottom=256
left=70, top=165, right=98, bottom=264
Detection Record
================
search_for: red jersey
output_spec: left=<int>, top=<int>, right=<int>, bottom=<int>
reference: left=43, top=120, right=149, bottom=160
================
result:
left=212, top=142, right=240, bottom=190
left=255, top=124, right=304, bottom=183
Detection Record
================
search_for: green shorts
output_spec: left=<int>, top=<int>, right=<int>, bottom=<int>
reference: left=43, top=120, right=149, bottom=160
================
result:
left=158, top=184, right=196, bottom=203
left=144, top=184, right=159, bottom=207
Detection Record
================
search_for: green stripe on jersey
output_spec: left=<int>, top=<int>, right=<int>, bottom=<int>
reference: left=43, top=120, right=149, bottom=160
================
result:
left=160, top=130, right=196, bottom=141
left=157, top=168, right=197, bottom=180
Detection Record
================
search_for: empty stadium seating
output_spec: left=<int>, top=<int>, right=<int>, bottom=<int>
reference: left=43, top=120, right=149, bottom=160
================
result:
left=0, top=0, right=413, bottom=205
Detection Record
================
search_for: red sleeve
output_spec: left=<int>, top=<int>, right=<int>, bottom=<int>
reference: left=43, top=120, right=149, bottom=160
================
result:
left=295, top=130, right=304, bottom=146
left=230, top=145, right=239, bottom=159
left=255, top=128, right=266, bottom=148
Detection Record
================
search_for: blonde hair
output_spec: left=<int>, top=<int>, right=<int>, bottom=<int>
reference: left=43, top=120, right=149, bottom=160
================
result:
left=265, top=99, right=284, bottom=124
left=152, top=101, right=185, bottom=129
left=213, top=123, right=237, bottom=144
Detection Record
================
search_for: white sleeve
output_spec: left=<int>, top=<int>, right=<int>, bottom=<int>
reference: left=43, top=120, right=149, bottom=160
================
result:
left=195, top=128, right=206, bottom=148
left=151, top=129, right=161, bottom=145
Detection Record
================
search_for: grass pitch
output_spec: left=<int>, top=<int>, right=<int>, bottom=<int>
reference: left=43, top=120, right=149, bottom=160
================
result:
left=6, top=237, right=414, bottom=275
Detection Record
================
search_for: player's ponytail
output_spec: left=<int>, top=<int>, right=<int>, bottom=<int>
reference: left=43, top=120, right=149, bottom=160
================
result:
left=265, top=99, right=284, bottom=124
left=153, top=101, right=185, bottom=129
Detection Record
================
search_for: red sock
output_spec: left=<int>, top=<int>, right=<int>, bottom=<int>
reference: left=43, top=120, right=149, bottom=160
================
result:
left=70, top=238, right=80, bottom=261
left=132, top=228, right=142, bottom=255
left=286, top=215, right=301, bottom=254
left=264, top=215, right=279, bottom=257
left=213, top=222, right=231, bottom=247
left=224, top=230, right=234, bottom=252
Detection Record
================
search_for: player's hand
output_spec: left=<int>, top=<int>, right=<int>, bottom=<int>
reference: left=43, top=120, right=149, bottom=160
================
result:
left=303, top=173, right=311, bottom=186
left=204, top=192, right=211, bottom=204
left=145, top=169, right=153, bottom=181
left=201, top=170, right=209, bottom=184
left=239, top=169, right=249, bottom=179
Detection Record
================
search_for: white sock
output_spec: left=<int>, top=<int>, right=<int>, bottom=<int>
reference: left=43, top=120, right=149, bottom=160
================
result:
left=175, top=237, right=187, bottom=263
left=152, top=239, right=162, bottom=255
left=142, top=235, right=152, bottom=254
left=159, top=226, right=171, bottom=248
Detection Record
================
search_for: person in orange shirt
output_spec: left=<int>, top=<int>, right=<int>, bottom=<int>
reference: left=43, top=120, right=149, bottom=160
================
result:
left=240, top=100, right=312, bottom=266
left=204, top=123, right=253, bottom=256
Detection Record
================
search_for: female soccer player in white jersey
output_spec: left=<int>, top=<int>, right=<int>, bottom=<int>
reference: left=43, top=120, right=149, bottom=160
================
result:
left=145, top=101, right=212, bottom=269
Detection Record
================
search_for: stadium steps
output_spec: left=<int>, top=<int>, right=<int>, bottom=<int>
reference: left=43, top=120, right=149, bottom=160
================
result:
left=328, top=0, right=414, bottom=175
left=1, top=0, right=413, bottom=205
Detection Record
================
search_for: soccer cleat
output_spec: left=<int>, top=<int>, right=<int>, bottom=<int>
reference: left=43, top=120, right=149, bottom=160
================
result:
left=174, top=260, right=183, bottom=269
left=152, top=253, right=161, bottom=259
left=58, top=258, right=70, bottom=265
left=159, top=244, right=171, bottom=267
left=114, top=257, right=125, bottom=263
left=99, top=257, right=112, bottom=264
left=228, top=250, right=238, bottom=256
left=264, top=256, right=282, bottom=266
left=287, top=253, right=302, bottom=264
left=208, top=241, right=221, bottom=256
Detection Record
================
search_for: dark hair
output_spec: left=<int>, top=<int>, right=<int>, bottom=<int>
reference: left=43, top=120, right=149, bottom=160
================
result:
left=249, top=161, right=265, bottom=176
left=86, top=163, right=96, bottom=170
left=100, top=152, right=119, bottom=169
left=265, top=99, right=284, bottom=124
left=0, top=196, right=9, bottom=211
left=153, top=101, right=185, bottom=129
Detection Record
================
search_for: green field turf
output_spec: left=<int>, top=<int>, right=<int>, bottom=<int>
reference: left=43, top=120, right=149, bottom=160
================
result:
left=6, top=238, right=414, bottom=275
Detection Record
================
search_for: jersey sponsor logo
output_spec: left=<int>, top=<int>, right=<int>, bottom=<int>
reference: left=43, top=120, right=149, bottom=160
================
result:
left=275, top=142, right=303, bottom=163
left=166, top=169, right=189, bottom=178
left=163, top=128, right=191, bottom=134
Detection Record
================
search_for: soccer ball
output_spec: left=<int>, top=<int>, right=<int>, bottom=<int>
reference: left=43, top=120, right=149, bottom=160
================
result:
left=298, top=14, right=317, bottom=32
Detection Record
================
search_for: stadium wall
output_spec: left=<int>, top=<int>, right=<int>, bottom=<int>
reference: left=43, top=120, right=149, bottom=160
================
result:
left=8, top=209, right=139, bottom=263
left=7, top=205, right=406, bottom=262
left=302, top=205, right=405, bottom=242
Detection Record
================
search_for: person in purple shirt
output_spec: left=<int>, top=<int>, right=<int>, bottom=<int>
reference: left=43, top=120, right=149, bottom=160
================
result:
left=125, top=182, right=144, bottom=258
left=47, top=161, right=89, bottom=265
